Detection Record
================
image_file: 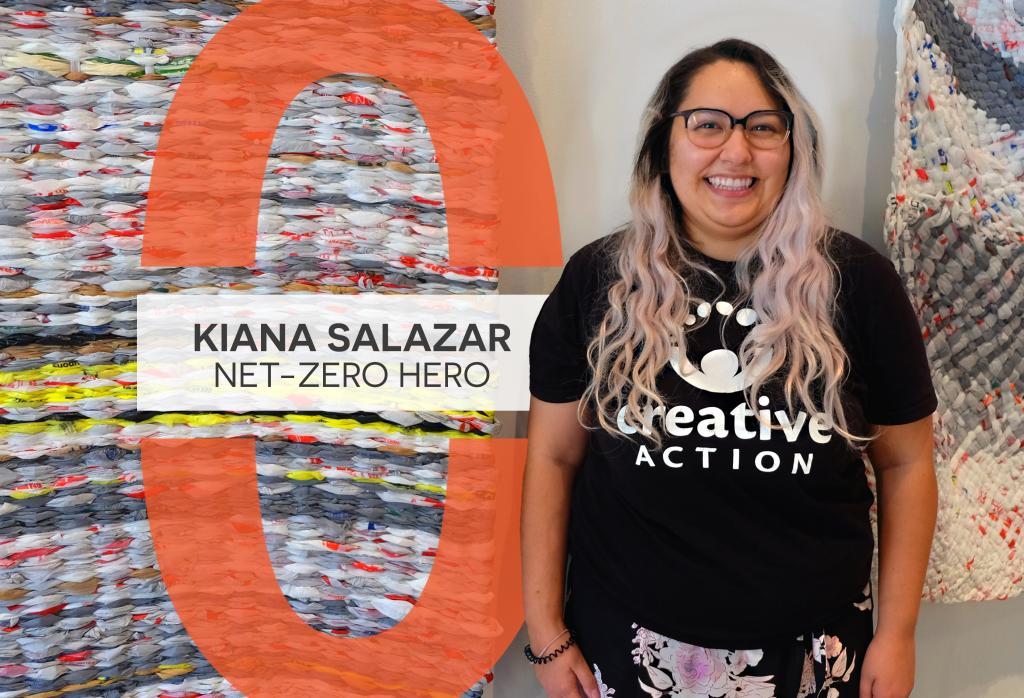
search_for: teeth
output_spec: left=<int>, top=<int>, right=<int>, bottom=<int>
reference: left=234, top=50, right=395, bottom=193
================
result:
left=707, top=176, right=754, bottom=190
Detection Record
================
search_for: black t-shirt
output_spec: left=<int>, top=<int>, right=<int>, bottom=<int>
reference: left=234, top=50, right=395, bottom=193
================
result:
left=528, top=229, right=938, bottom=648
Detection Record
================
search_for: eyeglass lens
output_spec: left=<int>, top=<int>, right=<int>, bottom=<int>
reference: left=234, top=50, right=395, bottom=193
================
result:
left=686, top=110, right=789, bottom=149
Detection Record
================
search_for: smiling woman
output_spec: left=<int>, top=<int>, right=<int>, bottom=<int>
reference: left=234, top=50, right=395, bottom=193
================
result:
left=522, top=37, right=938, bottom=698
left=668, top=62, right=793, bottom=261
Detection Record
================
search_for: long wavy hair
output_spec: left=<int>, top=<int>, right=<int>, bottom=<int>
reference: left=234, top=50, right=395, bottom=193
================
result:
left=579, top=38, right=876, bottom=453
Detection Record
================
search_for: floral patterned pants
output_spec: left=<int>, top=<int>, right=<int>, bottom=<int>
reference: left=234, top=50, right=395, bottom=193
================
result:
left=565, top=581, right=874, bottom=697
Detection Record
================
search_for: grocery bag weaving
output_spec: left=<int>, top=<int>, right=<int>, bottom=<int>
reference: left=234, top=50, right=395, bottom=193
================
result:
left=888, top=0, right=1024, bottom=603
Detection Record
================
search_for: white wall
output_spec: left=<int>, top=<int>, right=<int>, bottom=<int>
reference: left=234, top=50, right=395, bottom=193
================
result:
left=493, top=1, right=1024, bottom=696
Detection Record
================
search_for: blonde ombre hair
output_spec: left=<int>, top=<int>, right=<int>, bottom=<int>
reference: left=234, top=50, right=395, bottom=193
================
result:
left=579, top=38, right=876, bottom=452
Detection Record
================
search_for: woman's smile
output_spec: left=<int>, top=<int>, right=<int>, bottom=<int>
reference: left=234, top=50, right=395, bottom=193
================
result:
left=704, top=175, right=758, bottom=197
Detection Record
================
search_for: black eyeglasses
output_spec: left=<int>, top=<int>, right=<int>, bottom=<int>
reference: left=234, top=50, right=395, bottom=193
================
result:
left=666, top=108, right=794, bottom=150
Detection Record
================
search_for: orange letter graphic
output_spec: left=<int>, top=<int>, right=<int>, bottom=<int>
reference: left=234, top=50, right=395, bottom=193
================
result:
left=141, top=0, right=560, bottom=696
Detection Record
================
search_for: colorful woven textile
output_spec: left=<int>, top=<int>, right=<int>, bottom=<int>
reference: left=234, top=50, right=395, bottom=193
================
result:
left=888, top=0, right=1024, bottom=602
left=0, top=426, right=473, bottom=696
left=0, top=1, right=499, bottom=695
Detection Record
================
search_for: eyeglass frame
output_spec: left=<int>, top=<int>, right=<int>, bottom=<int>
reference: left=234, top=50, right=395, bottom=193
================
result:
left=665, top=108, right=795, bottom=149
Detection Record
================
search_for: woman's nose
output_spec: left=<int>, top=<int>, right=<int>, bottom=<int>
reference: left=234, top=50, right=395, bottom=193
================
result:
left=719, top=126, right=753, bottom=162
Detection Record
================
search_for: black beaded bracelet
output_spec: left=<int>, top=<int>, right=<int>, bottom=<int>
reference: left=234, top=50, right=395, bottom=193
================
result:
left=524, top=631, right=576, bottom=665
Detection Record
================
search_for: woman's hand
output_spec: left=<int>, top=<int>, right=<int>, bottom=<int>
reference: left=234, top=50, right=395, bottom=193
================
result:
left=533, top=643, right=602, bottom=698
left=858, top=629, right=915, bottom=698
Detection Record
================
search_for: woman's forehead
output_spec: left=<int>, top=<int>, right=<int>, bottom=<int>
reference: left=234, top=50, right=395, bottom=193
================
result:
left=676, top=61, right=780, bottom=113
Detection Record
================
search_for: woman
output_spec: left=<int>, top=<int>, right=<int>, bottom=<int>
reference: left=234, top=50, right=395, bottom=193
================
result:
left=523, top=39, right=938, bottom=698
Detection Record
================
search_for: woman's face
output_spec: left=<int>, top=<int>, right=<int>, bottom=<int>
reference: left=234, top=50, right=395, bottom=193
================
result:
left=667, top=60, right=792, bottom=256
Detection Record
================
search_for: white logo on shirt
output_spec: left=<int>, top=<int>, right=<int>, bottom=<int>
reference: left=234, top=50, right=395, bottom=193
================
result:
left=614, top=298, right=833, bottom=473
left=669, top=300, right=773, bottom=394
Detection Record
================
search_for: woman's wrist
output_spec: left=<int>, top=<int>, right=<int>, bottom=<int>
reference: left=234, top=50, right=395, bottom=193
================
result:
left=526, top=618, right=570, bottom=652
left=536, top=628, right=570, bottom=656
left=874, top=621, right=916, bottom=641
left=524, top=629, right=576, bottom=665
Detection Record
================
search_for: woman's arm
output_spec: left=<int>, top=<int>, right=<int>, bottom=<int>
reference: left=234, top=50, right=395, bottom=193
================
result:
left=521, top=396, right=598, bottom=698
left=859, top=414, right=937, bottom=698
